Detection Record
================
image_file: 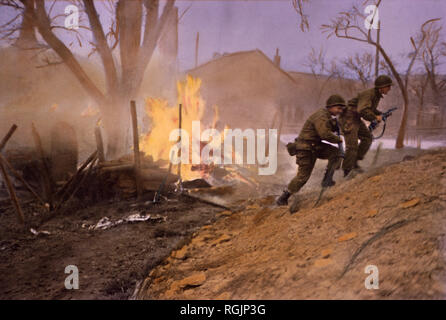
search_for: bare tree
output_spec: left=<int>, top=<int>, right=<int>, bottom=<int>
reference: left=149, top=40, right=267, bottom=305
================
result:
left=409, top=74, right=429, bottom=127
left=342, top=52, right=374, bottom=88
left=0, top=0, right=38, bottom=48
left=292, top=0, right=309, bottom=32
left=419, top=21, right=446, bottom=124
left=321, top=0, right=440, bottom=148
left=0, top=0, right=176, bottom=158
left=304, top=46, right=355, bottom=107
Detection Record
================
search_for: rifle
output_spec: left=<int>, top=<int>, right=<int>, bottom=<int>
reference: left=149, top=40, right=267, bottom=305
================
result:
left=313, top=118, right=344, bottom=208
left=368, top=107, right=398, bottom=139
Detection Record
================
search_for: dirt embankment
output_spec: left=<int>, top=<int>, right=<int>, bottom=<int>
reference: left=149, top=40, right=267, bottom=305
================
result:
left=138, top=149, right=446, bottom=299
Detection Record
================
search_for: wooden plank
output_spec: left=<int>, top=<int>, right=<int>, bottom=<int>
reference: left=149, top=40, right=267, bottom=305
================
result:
left=0, top=153, right=46, bottom=206
left=0, top=124, right=18, bottom=152
left=0, top=158, right=25, bottom=224
left=55, top=150, right=97, bottom=202
left=95, top=126, right=105, bottom=163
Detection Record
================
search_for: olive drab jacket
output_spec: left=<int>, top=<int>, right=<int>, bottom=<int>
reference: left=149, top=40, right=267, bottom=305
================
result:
left=295, top=108, right=342, bottom=150
left=348, top=87, right=383, bottom=122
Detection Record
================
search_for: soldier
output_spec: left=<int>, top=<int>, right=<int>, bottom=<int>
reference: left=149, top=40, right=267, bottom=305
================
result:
left=340, top=75, right=393, bottom=177
left=276, top=95, right=345, bottom=206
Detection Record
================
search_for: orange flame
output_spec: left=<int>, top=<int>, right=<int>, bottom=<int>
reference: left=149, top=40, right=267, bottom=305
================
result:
left=140, top=75, right=212, bottom=180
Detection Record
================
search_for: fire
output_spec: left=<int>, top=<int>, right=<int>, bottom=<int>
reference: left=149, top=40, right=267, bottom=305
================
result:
left=140, top=75, right=214, bottom=181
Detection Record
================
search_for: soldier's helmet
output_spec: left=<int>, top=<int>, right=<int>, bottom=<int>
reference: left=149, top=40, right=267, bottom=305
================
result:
left=375, top=75, right=393, bottom=88
left=326, top=94, right=346, bottom=108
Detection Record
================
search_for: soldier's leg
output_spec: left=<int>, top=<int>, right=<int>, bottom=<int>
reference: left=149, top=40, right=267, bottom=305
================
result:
left=288, top=151, right=316, bottom=193
left=316, top=143, right=341, bottom=186
left=277, top=151, right=316, bottom=206
left=357, top=120, right=373, bottom=163
left=341, top=124, right=360, bottom=175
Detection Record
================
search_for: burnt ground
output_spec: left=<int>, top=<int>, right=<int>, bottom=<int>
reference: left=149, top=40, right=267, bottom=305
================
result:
left=0, top=193, right=223, bottom=299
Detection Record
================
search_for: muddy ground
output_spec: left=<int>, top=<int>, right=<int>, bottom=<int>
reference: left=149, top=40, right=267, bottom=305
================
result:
left=0, top=193, right=225, bottom=299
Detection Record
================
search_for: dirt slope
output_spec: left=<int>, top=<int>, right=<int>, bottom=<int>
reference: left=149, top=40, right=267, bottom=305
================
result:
left=138, top=149, right=446, bottom=299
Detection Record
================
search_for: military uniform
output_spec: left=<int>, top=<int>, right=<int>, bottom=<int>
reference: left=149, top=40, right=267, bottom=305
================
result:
left=287, top=108, right=342, bottom=193
left=339, top=76, right=392, bottom=174
left=339, top=88, right=381, bottom=172
left=276, top=95, right=345, bottom=206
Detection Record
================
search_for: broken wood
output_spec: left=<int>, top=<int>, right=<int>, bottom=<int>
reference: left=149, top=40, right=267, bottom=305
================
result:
left=0, top=158, right=25, bottom=224
left=0, top=124, right=18, bottom=152
left=31, top=123, right=53, bottom=206
left=130, top=100, right=143, bottom=199
left=55, top=150, right=97, bottom=202
left=95, top=126, right=105, bottom=163
left=59, top=156, right=98, bottom=209
left=100, top=163, right=134, bottom=172
left=0, top=153, right=45, bottom=206
left=182, top=192, right=231, bottom=211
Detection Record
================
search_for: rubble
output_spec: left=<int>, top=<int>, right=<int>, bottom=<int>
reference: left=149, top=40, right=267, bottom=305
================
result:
left=86, top=212, right=166, bottom=231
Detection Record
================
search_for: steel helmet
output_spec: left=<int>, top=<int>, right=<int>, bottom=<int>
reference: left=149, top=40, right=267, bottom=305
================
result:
left=375, top=75, right=393, bottom=88
left=326, top=94, right=346, bottom=108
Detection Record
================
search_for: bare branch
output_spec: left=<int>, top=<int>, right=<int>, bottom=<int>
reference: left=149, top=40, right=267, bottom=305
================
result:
left=292, top=0, right=309, bottom=32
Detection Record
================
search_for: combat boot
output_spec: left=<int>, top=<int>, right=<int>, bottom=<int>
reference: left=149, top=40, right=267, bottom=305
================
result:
left=322, top=179, right=336, bottom=188
left=322, top=168, right=336, bottom=187
left=276, top=190, right=291, bottom=206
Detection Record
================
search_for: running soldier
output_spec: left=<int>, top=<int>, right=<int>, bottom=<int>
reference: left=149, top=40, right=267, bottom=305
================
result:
left=276, top=95, right=346, bottom=206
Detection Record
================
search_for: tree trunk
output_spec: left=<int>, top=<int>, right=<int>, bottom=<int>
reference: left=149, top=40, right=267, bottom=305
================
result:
left=376, top=45, right=409, bottom=149
left=395, top=93, right=409, bottom=149
left=16, top=0, right=38, bottom=49
left=100, top=98, right=130, bottom=159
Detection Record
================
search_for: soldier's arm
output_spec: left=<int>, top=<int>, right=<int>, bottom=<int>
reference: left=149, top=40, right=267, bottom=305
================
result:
left=314, top=117, right=342, bottom=144
left=357, top=92, right=378, bottom=121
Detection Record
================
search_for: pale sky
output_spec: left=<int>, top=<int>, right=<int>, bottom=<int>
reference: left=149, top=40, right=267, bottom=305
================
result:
left=175, top=0, right=446, bottom=73
left=1, top=0, right=445, bottom=73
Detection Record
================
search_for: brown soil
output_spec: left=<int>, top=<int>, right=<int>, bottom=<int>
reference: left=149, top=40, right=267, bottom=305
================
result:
left=0, top=194, right=223, bottom=299
left=138, top=149, right=446, bottom=299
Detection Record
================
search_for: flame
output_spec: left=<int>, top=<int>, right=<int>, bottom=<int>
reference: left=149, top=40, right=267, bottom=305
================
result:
left=140, top=75, right=208, bottom=181
left=140, top=75, right=246, bottom=182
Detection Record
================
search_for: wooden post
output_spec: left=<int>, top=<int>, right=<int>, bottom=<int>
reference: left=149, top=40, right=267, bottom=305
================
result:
left=95, top=126, right=105, bottom=163
left=0, top=159, right=25, bottom=224
left=0, top=124, right=18, bottom=152
left=195, top=32, right=199, bottom=68
left=31, top=123, right=53, bottom=206
left=0, top=153, right=45, bottom=206
left=55, top=150, right=97, bottom=208
left=130, top=101, right=143, bottom=199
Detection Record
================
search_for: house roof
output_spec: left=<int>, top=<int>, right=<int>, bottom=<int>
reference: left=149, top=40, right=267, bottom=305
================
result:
left=186, top=49, right=300, bottom=90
